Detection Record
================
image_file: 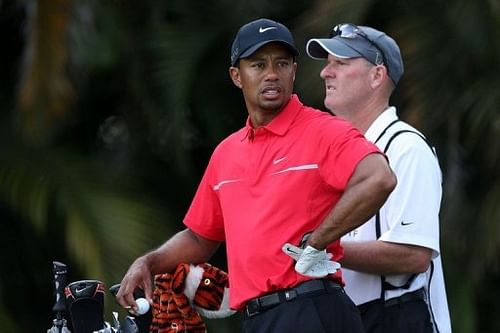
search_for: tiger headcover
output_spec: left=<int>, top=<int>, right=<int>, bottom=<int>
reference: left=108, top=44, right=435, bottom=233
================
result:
left=150, top=263, right=235, bottom=333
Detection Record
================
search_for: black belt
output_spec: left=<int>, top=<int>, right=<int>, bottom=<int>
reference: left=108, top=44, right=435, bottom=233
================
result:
left=244, top=279, right=341, bottom=318
left=358, top=288, right=425, bottom=313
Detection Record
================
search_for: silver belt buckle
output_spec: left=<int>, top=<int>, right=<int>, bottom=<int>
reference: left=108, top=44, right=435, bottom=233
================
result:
left=284, top=289, right=297, bottom=301
left=245, top=299, right=260, bottom=317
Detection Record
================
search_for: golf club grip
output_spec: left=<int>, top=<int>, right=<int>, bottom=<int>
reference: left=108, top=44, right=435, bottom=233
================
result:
left=109, top=283, right=120, bottom=296
left=52, top=261, right=67, bottom=313
left=109, top=283, right=146, bottom=299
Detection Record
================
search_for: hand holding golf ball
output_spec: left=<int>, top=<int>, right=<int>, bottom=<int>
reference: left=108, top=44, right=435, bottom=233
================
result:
left=133, top=297, right=150, bottom=315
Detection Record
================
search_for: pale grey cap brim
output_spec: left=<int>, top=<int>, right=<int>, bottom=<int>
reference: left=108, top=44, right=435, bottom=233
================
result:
left=306, top=38, right=364, bottom=60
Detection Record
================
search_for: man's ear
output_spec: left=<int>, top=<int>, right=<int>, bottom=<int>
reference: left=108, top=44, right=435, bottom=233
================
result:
left=229, top=66, right=242, bottom=89
left=370, top=65, right=387, bottom=89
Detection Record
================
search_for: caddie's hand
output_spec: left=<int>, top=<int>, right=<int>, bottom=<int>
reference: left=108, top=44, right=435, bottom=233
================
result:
left=282, top=243, right=340, bottom=278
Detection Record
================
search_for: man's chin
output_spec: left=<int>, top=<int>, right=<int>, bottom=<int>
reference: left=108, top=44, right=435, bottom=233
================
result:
left=261, top=95, right=290, bottom=110
left=324, top=98, right=336, bottom=112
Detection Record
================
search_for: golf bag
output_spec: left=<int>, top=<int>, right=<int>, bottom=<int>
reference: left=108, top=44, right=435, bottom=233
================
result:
left=47, top=261, right=141, bottom=333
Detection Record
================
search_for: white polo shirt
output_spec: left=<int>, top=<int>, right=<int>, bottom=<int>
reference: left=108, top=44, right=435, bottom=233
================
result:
left=341, top=107, right=451, bottom=333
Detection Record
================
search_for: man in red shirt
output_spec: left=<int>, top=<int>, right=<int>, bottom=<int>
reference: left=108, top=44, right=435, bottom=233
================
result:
left=117, top=18, right=396, bottom=332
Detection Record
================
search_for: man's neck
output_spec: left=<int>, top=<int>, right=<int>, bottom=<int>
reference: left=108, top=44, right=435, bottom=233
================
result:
left=250, top=110, right=280, bottom=128
left=335, top=101, right=389, bottom=134
left=247, top=96, right=293, bottom=128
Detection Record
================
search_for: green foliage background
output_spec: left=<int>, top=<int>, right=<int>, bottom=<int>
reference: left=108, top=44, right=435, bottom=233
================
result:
left=0, top=0, right=499, bottom=331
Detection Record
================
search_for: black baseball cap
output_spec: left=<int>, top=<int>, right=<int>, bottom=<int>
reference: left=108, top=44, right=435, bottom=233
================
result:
left=230, top=18, right=299, bottom=66
left=306, top=24, right=404, bottom=85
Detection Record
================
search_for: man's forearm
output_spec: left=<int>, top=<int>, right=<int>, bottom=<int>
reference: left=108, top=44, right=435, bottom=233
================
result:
left=308, top=154, right=396, bottom=250
left=146, top=228, right=220, bottom=275
left=341, top=240, right=432, bottom=275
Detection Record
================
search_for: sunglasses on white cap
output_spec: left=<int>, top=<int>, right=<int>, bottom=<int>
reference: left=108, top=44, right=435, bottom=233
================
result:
left=330, top=23, right=386, bottom=66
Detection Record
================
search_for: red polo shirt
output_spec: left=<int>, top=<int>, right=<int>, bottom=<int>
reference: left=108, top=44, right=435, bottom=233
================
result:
left=184, top=94, right=380, bottom=309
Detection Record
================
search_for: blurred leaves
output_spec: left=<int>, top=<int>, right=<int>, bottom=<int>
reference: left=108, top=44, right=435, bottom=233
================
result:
left=0, top=140, right=172, bottom=281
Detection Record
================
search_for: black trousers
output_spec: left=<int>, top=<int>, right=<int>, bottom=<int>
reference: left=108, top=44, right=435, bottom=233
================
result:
left=242, top=286, right=363, bottom=333
left=359, top=298, right=433, bottom=333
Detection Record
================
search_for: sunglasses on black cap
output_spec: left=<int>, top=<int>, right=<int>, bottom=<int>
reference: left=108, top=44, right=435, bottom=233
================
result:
left=330, top=23, right=386, bottom=66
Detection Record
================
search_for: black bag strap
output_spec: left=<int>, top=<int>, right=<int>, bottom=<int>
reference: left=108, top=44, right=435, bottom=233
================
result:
left=373, top=120, right=436, bottom=302
left=383, top=130, right=436, bottom=156
left=427, top=261, right=441, bottom=332
left=374, top=119, right=400, bottom=145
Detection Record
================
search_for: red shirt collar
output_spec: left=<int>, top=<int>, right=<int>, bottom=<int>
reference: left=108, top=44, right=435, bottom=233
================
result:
left=243, top=94, right=302, bottom=141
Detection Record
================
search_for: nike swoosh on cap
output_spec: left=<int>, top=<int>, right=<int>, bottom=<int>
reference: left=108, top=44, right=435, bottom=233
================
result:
left=400, top=221, right=414, bottom=226
left=259, top=26, right=277, bottom=33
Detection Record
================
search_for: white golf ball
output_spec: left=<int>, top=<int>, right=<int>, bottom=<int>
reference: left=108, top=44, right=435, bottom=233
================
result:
left=135, top=297, right=150, bottom=315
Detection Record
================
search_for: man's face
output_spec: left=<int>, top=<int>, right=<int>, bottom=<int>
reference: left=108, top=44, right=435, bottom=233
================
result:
left=319, top=54, right=375, bottom=116
left=230, top=43, right=296, bottom=116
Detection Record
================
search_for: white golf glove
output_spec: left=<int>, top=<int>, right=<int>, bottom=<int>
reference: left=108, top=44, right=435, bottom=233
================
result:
left=282, top=243, right=340, bottom=278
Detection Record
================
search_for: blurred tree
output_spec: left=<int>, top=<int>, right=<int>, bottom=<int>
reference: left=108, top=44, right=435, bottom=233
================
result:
left=1, top=0, right=175, bottom=330
left=0, top=0, right=498, bottom=332
left=16, top=0, right=74, bottom=144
